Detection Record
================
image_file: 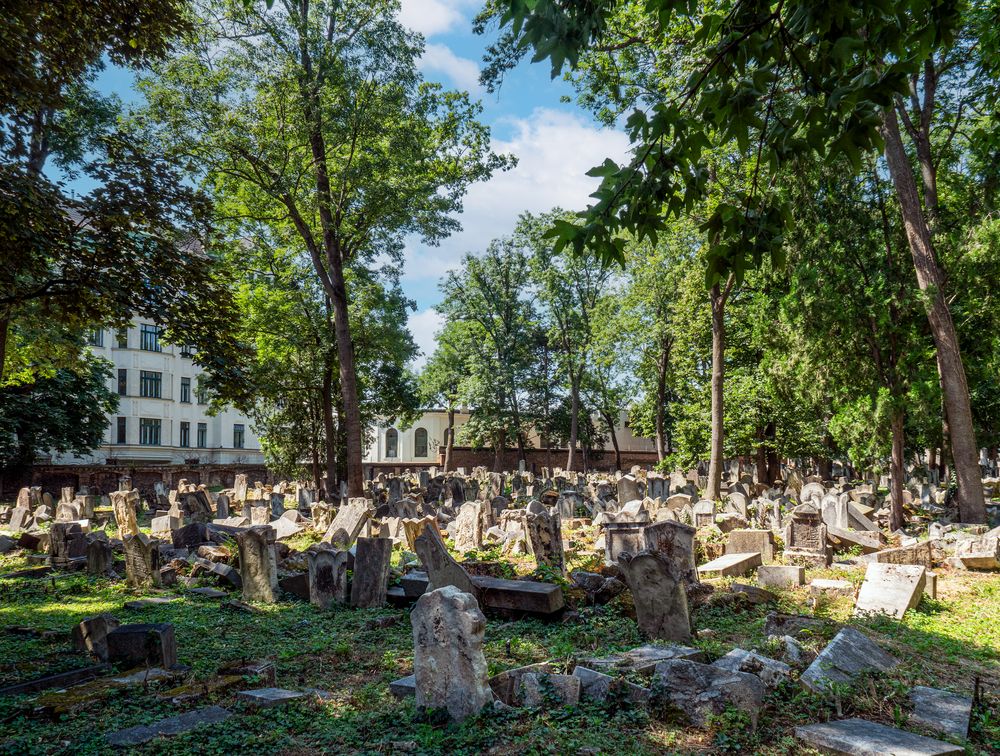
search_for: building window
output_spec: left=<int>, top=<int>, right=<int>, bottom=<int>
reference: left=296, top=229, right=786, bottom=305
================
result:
left=197, top=422, right=207, bottom=448
left=117, top=369, right=127, bottom=396
left=139, top=370, right=162, bottom=399
left=233, top=424, right=245, bottom=449
left=385, top=428, right=398, bottom=458
left=195, top=381, right=208, bottom=405
left=414, top=427, right=428, bottom=457
left=179, top=421, right=191, bottom=448
left=87, top=329, right=103, bottom=347
left=180, top=377, right=191, bottom=403
left=139, top=418, right=161, bottom=446
left=180, top=344, right=195, bottom=358
left=116, top=328, right=128, bottom=348
left=140, top=323, right=162, bottom=352
left=116, top=417, right=127, bottom=445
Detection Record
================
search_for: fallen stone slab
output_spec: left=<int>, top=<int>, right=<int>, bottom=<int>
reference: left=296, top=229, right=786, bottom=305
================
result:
left=519, top=672, right=580, bottom=707
left=795, top=718, right=963, bottom=755
left=910, top=685, right=972, bottom=739
left=763, top=612, right=830, bottom=639
left=488, top=663, right=554, bottom=705
left=651, top=659, right=766, bottom=728
left=578, top=643, right=705, bottom=677
left=106, top=623, right=177, bottom=669
left=697, top=552, right=762, bottom=578
left=188, top=587, right=227, bottom=599
left=854, top=563, right=925, bottom=619
left=826, top=525, right=882, bottom=554
left=801, top=627, right=898, bottom=693
left=237, top=687, right=305, bottom=708
left=124, top=597, right=179, bottom=610
left=471, top=575, right=564, bottom=615
left=105, top=705, right=232, bottom=747
left=873, top=541, right=936, bottom=567
left=0, top=664, right=110, bottom=697
left=952, top=535, right=999, bottom=569
left=572, top=666, right=650, bottom=704
left=756, top=564, right=805, bottom=589
left=809, top=578, right=854, bottom=597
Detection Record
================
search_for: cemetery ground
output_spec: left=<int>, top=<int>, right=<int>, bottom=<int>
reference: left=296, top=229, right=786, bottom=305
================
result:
left=0, top=515, right=998, bottom=755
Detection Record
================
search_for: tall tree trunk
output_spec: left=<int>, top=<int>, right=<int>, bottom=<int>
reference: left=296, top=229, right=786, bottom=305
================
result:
left=0, top=315, right=9, bottom=386
left=755, top=435, right=766, bottom=486
left=566, top=375, right=579, bottom=472
left=882, top=110, right=985, bottom=523
left=655, top=343, right=670, bottom=462
left=493, top=428, right=505, bottom=473
left=321, top=362, right=338, bottom=501
left=326, top=263, right=364, bottom=497
left=601, top=410, right=622, bottom=472
left=706, top=278, right=732, bottom=500
left=890, top=409, right=906, bottom=532
left=443, top=407, right=455, bottom=472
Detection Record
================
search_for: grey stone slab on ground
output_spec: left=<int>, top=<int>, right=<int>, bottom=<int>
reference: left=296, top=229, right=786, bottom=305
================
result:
left=124, top=597, right=178, bottom=610
left=237, top=688, right=305, bottom=708
left=651, top=659, right=766, bottom=728
left=572, top=666, right=650, bottom=704
left=795, top=718, right=964, bottom=755
left=910, top=685, right=972, bottom=739
left=519, top=672, right=580, bottom=707
left=697, top=552, right=762, bottom=577
left=579, top=643, right=705, bottom=676
left=801, top=627, right=898, bottom=693
left=105, top=706, right=232, bottom=747
left=389, top=674, right=416, bottom=699
left=854, top=563, right=925, bottom=619
left=756, top=565, right=805, bottom=588
left=711, top=648, right=791, bottom=688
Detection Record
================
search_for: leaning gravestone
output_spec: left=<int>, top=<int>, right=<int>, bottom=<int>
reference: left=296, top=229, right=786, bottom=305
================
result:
left=413, top=522, right=478, bottom=596
left=236, top=525, right=278, bottom=603
left=111, top=490, right=140, bottom=537
left=618, top=550, right=691, bottom=642
left=853, top=563, right=925, bottom=619
left=87, top=539, right=114, bottom=576
left=801, top=627, right=898, bottom=693
left=411, top=585, right=491, bottom=722
left=643, top=520, right=699, bottom=586
left=123, top=533, right=161, bottom=590
left=350, top=537, right=392, bottom=609
left=523, top=508, right=564, bottom=574
left=323, top=498, right=372, bottom=546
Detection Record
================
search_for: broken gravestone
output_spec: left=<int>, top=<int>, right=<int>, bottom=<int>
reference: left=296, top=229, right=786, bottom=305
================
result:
left=618, top=550, right=691, bottom=643
left=307, top=548, right=348, bottom=609
left=235, top=525, right=278, bottom=603
left=801, top=627, right=898, bottom=693
left=651, top=659, right=766, bottom=728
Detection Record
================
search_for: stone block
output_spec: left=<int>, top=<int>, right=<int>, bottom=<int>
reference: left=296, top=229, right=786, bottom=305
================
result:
left=801, top=628, right=898, bottom=693
left=854, top=563, right=925, bottom=619
left=909, top=685, right=972, bottom=739
left=105, top=706, right=232, bottom=747
left=795, top=718, right=963, bottom=755
left=698, top=552, right=762, bottom=578
left=237, top=688, right=305, bottom=708
left=106, top=623, right=177, bottom=670
left=756, top=565, right=805, bottom=588
left=651, top=659, right=766, bottom=728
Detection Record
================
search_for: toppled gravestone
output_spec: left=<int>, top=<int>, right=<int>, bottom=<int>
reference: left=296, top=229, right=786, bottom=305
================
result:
left=106, top=706, right=232, bottom=747
left=572, top=665, right=650, bottom=704
left=106, top=623, right=177, bottom=669
left=651, top=659, right=766, bottom=727
left=72, top=615, right=120, bottom=661
left=519, top=672, right=580, bottom=707
left=853, top=563, right=925, bottom=619
left=800, top=627, right=898, bottom=693
left=711, top=648, right=791, bottom=688
left=909, top=685, right=973, bottom=739
left=411, top=585, right=492, bottom=721
left=795, top=718, right=963, bottom=756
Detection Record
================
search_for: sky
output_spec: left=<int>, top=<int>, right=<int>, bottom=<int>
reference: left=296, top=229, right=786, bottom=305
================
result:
left=95, top=0, right=631, bottom=367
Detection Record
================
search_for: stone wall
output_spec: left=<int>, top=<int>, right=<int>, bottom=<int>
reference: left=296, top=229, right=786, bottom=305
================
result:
left=365, top=446, right=660, bottom=475
left=2, top=463, right=271, bottom=499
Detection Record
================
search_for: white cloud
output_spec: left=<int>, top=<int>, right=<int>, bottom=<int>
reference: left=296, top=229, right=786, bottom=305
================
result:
left=408, top=307, right=445, bottom=369
left=402, top=107, right=631, bottom=289
left=420, top=43, right=483, bottom=94
left=398, top=0, right=465, bottom=37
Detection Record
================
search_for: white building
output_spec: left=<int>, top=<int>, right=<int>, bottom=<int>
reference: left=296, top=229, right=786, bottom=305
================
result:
left=50, top=320, right=263, bottom=466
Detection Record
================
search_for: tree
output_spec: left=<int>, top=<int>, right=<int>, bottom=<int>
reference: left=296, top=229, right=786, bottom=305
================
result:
left=141, top=0, right=508, bottom=495
left=522, top=210, right=612, bottom=471
left=0, top=358, right=118, bottom=477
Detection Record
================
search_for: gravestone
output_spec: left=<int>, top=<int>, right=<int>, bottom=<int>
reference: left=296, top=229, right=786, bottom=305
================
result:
left=618, top=550, right=691, bottom=642
left=323, top=498, right=372, bottom=546
left=106, top=623, right=177, bottom=669
left=783, top=504, right=830, bottom=567
left=411, top=585, right=491, bottom=721
left=87, top=539, right=114, bottom=576
left=692, top=499, right=716, bottom=528
left=452, top=502, right=484, bottom=552
left=307, top=548, right=349, bottom=608
left=795, top=719, right=963, bottom=756
left=617, top=475, right=639, bottom=504
left=523, top=508, right=564, bottom=574
left=801, top=627, right=898, bottom=693
left=236, top=525, right=278, bottom=603
left=642, top=520, right=699, bottom=587
left=853, top=563, right=926, bottom=619
left=412, top=522, right=477, bottom=596
left=72, top=615, right=120, bottom=661
left=233, top=474, right=248, bottom=502
left=111, top=490, right=140, bottom=537
left=350, top=537, right=392, bottom=609
left=725, top=529, right=775, bottom=563
left=123, top=533, right=161, bottom=589
left=698, top=552, right=762, bottom=578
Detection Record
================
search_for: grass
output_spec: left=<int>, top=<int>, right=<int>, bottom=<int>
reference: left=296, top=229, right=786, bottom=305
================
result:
left=0, top=531, right=998, bottom=754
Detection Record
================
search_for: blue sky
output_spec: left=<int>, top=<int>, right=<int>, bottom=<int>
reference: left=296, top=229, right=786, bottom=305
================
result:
left=95, top=0, right=630, bottom=365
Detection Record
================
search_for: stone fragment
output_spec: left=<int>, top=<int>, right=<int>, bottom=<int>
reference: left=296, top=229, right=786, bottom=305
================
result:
left=519, top=672, right=581, bottom=707
left=953, top=535, right=999, bottom=569
left=72, top=615, right=121, bottom=661
left=618, top=550, right=691, bottom=642
left=412, top=521, right=477, bottom=596
left=87, top=538, right=114, bottom=576
left=488, top=663, right=554, bottom=705
left=411, top=585, right=491, bottom=721
left=874, top=541, right=936, bottom=567
left=854, top=563, right=925, bottom=619
left=725, top=529, right=775, bottom=562
left=756, top=564, right=805, bottom=588
left=523, top=508, right=564, bottom=573
left=572, top=666, right=650, bottom=704
left=323, top=498, right=372, bottom=546
left=809, top=578, right=854, bottom=597
left=651, top=659, right=766, bottom=728
left=111, top=490, right=140, bottom=537
left=579, top=644, right=705, bottom=677
left=237, top=688, right=305, bottom=708
left=909, top=685, right=972, bottom=739
left=762, top=612, right=828, bottom=640
left=697, top=552, right=762, bottom=577
left=795, top=719, right=963, bottom=755
left=389, top=674, right=416, bottom=698
left=711, top=648, right=791, bottom=688
left=106, top=623, right=177, bottom=669
left=801, top=627, right=898, bottom=693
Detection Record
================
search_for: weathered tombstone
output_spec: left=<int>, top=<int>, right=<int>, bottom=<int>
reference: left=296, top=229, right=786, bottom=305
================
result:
left=820, top=495, right=849, bottom=529
left=323, top=498, right=372, bottom=546
left=411, top=585, right=491, bottom=721
left=233, top=474, right=248, bottom=503
left=350, top=537, right=392, bottom=609
left=236, top=525, right=278, bottom=603
left=618, top=550, right=691, bottom=642
left=801, top=627, right=899, bottom=693
left=783, top=503, right=830, bottom=567
left=307, top=548, right=349, bottom=608
left=72, top=615, right=120, bottom=661
left=604, top=522, right=646, bottom=565
left=617, top=474, right=639, bottom=504
left=87, top=538, right=114, bottom=576
left=111, top=490, right=140, bottom=537
left=523, top=508, right=564, bottom=574
left=452, top=502, right=484, bottom=552
left=123, top=533, right=161, bottom=589
left=853, top=563, right=926, bottom=619
left=692, top=499, right=716, bottom=528
left=413, top=522, right=477, bottom=596
left=725, top=529, right=776, bottom=563
left=642, top=520, right=699, bottom=587
left=215, top=494, right=231, bottom=519
left=106, top=623, right=177, bottom=669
